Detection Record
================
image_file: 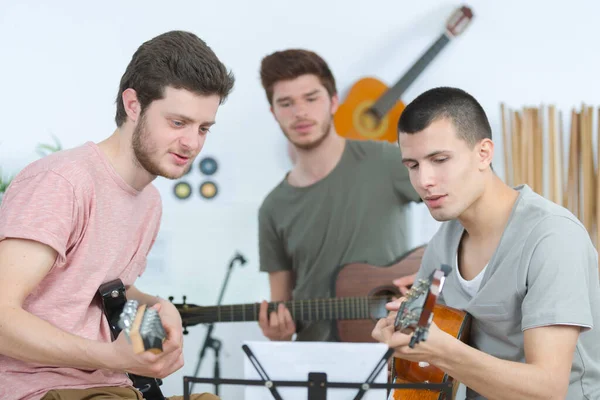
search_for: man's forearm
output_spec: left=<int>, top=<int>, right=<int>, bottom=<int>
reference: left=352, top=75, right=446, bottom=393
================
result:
left=0, top=305, right=116, bottom=370
left=432, top=340, right=566, bottom=400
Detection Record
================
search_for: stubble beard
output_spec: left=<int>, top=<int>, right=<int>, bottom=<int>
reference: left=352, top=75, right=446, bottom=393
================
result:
left=285, top=114, right=333, bottom=151
left=131, top=113, right=187, bottom=180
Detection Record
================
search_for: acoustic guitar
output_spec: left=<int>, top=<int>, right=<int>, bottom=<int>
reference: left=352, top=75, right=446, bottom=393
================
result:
left=333, top=5, right=474, bottom=143
left=389, top=266, right=471, bottom=399
left=170, top=246, right=426, bottom=342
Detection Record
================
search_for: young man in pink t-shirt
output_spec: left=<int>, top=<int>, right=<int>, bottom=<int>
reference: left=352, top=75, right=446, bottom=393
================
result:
left=0, top=30, right=234, bottom=400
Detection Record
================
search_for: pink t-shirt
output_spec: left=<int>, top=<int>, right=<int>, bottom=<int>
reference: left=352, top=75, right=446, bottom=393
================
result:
left=0, top=141, right=162, bottom=400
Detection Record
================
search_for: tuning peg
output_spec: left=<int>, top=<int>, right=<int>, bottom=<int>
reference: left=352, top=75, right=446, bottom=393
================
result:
left=183, top=295, right=187, bottom=306
left=168, top=296, right=174, bottom=302
left=183, top=325, right=189, bottom=335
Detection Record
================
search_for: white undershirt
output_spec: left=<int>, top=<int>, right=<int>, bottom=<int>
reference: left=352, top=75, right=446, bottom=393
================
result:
left=456, top=253, right=487, bottom=297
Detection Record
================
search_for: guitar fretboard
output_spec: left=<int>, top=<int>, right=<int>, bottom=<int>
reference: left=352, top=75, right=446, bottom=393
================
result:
left=372, top=32, right=451, bottom=117
left=180, top=296, right=390, bottom=325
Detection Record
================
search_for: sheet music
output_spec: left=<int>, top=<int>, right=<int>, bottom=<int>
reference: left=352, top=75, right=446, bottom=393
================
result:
left=243, top=341, right=389, bottom=400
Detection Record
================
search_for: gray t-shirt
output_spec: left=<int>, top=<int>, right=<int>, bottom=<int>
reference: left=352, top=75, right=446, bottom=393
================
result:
left=258, top=139, right=420, bottom=341
left=415, top=184, right=600, bottom=399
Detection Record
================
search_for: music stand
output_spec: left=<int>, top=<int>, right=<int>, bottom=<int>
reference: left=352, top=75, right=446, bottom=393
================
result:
left=182, top=341, right=453, bottom=400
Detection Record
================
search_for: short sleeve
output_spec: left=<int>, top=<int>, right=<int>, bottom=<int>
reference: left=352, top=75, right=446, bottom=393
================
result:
left=380, top=142, right=421, bottom=203
left=0, top=170, right=78, bottom=266
left=521, top=216, right=597, bottom=332
left=258, top=203, right=291, bottom=273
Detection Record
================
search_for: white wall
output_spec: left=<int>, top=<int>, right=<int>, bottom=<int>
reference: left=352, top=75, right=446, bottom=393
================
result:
left=1, top=0, right=599, bottom=398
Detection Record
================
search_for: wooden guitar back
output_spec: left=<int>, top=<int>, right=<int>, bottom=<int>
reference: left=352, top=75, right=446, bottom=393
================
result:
left=333, top=246, right=425, bottom=342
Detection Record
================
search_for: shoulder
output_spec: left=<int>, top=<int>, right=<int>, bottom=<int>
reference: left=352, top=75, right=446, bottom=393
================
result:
left=9, top=143, right=97, bottom=196
left=258, top=178, right=288, bottom=219
left=143, top=183, right=162, bottom=209
left=345, top=139, right=399, bottom=158
left=516, top=185, right=590, bottom=244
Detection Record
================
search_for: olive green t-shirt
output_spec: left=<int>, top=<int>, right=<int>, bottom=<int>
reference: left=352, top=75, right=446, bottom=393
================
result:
left=258, top=139, right=421, bottom=341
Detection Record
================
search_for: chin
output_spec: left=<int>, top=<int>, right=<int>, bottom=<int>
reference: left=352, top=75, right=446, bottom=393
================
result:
left=429, top=209, right=456, bottom=222
left=153, top=164, right=188, bottom=180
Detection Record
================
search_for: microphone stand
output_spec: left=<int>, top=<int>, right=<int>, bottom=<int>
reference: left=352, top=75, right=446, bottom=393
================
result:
left=190, top=251, right=247, bottom=394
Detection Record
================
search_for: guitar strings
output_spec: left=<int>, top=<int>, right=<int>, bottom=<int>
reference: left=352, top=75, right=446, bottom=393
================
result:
left=177, top=296, right=395, bottom=322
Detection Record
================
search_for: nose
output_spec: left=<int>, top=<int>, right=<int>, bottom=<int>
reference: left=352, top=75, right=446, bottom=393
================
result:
left=293, top=102, right=309, bottom=118
left=179, top=128, right=203, bottom=153
left=417, top=163, right=436, bottom=190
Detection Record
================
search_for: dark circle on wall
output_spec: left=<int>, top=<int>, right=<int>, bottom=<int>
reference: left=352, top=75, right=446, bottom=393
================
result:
left=199, top=157, right=218, bottom=175
left=174, top=181, right=192, bottom=200
left=199, top=181, right=218, bottom=199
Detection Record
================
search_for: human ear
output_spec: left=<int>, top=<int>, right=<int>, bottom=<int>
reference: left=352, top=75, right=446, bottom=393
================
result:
left=122, top=88, right=141, bottom=123
left=478, top=138, right=494, bottom=170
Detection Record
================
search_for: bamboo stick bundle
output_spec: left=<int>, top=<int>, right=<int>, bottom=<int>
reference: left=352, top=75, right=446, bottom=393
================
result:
left=565, top=109, right=580, bottom=219
left=596, top=107, right=600, bottom=253
left=548, top=105, right=559, bottom=203
left=501, top=103, right=600, bottom=249
left=557, top=110, right=564, bottom=206
left=580, top=105, right=596, bottom=236
left=526, top=108, right=536, bottom=193
left=501, top=103, right=511, bottom=186
left=534, top=107, right=544, bottom=196
left=511, top=110, right=522, bottom=185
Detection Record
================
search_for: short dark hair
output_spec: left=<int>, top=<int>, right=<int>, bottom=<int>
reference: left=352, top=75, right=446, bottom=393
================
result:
left=260, top=49, right=337, bottom=105
left=115, top=30, right=235, bottom=127
left=397, top=87, right=492, bottom=147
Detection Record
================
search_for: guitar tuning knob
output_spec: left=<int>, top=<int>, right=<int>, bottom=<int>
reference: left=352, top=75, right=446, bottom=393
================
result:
left=183, top=325, right=189, bottom=335
left=183, top=295, right=187, bottom=305
left=168, top=296, right=174, bottom=302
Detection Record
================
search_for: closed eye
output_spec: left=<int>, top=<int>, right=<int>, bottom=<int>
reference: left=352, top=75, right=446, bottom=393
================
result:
left=433, top=157, right=448, bottom=163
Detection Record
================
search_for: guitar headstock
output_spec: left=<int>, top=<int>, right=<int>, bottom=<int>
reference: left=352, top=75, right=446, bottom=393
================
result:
left=393, top=264, right=451, bottom=348
left=168, top=295, right=201, bottom=334
left=118, top=300, right=166, bottom=354
left=446, top=5, right=474, bottom=38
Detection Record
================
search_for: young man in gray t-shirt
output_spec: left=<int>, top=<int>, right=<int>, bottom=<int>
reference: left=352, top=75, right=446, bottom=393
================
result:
left=372, top=87, right=600, bottom=399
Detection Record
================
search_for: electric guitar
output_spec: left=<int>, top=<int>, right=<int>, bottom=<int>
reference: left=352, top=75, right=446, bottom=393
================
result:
left=389, top=266, right=471, bottom=400
left=333, top=5, right=474, bottom=143
left=98, top=279, right=167, bottom=400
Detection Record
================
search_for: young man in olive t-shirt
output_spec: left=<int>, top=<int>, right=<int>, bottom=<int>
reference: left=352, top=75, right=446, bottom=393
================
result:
left=256, top=49, right=422, bottom=342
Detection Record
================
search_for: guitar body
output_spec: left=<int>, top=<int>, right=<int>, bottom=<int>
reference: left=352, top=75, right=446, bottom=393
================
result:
left=391, top=304, right=471, bottom=400
left=334, top=77, right=406, bottom=143
left=333, top=246, right=425, bottom=342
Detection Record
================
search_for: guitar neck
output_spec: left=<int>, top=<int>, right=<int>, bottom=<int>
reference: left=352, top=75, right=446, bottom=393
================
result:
left=182, top=297, right=386, bottom=324
left=372, top=32, right=451, bottom=117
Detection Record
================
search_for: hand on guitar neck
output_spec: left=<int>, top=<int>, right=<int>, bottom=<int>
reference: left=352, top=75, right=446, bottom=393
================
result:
left=373, top=297, right=450, bottom=363
left=258, top=300, right=296, bottom=341
left=109, top=301, right=185, bottom=380
left=372, top=266, right=470, bottom=399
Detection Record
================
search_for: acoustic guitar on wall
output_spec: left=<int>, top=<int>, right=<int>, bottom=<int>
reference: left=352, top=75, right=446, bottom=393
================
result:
left=333, top=5, right=474, bottom=143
